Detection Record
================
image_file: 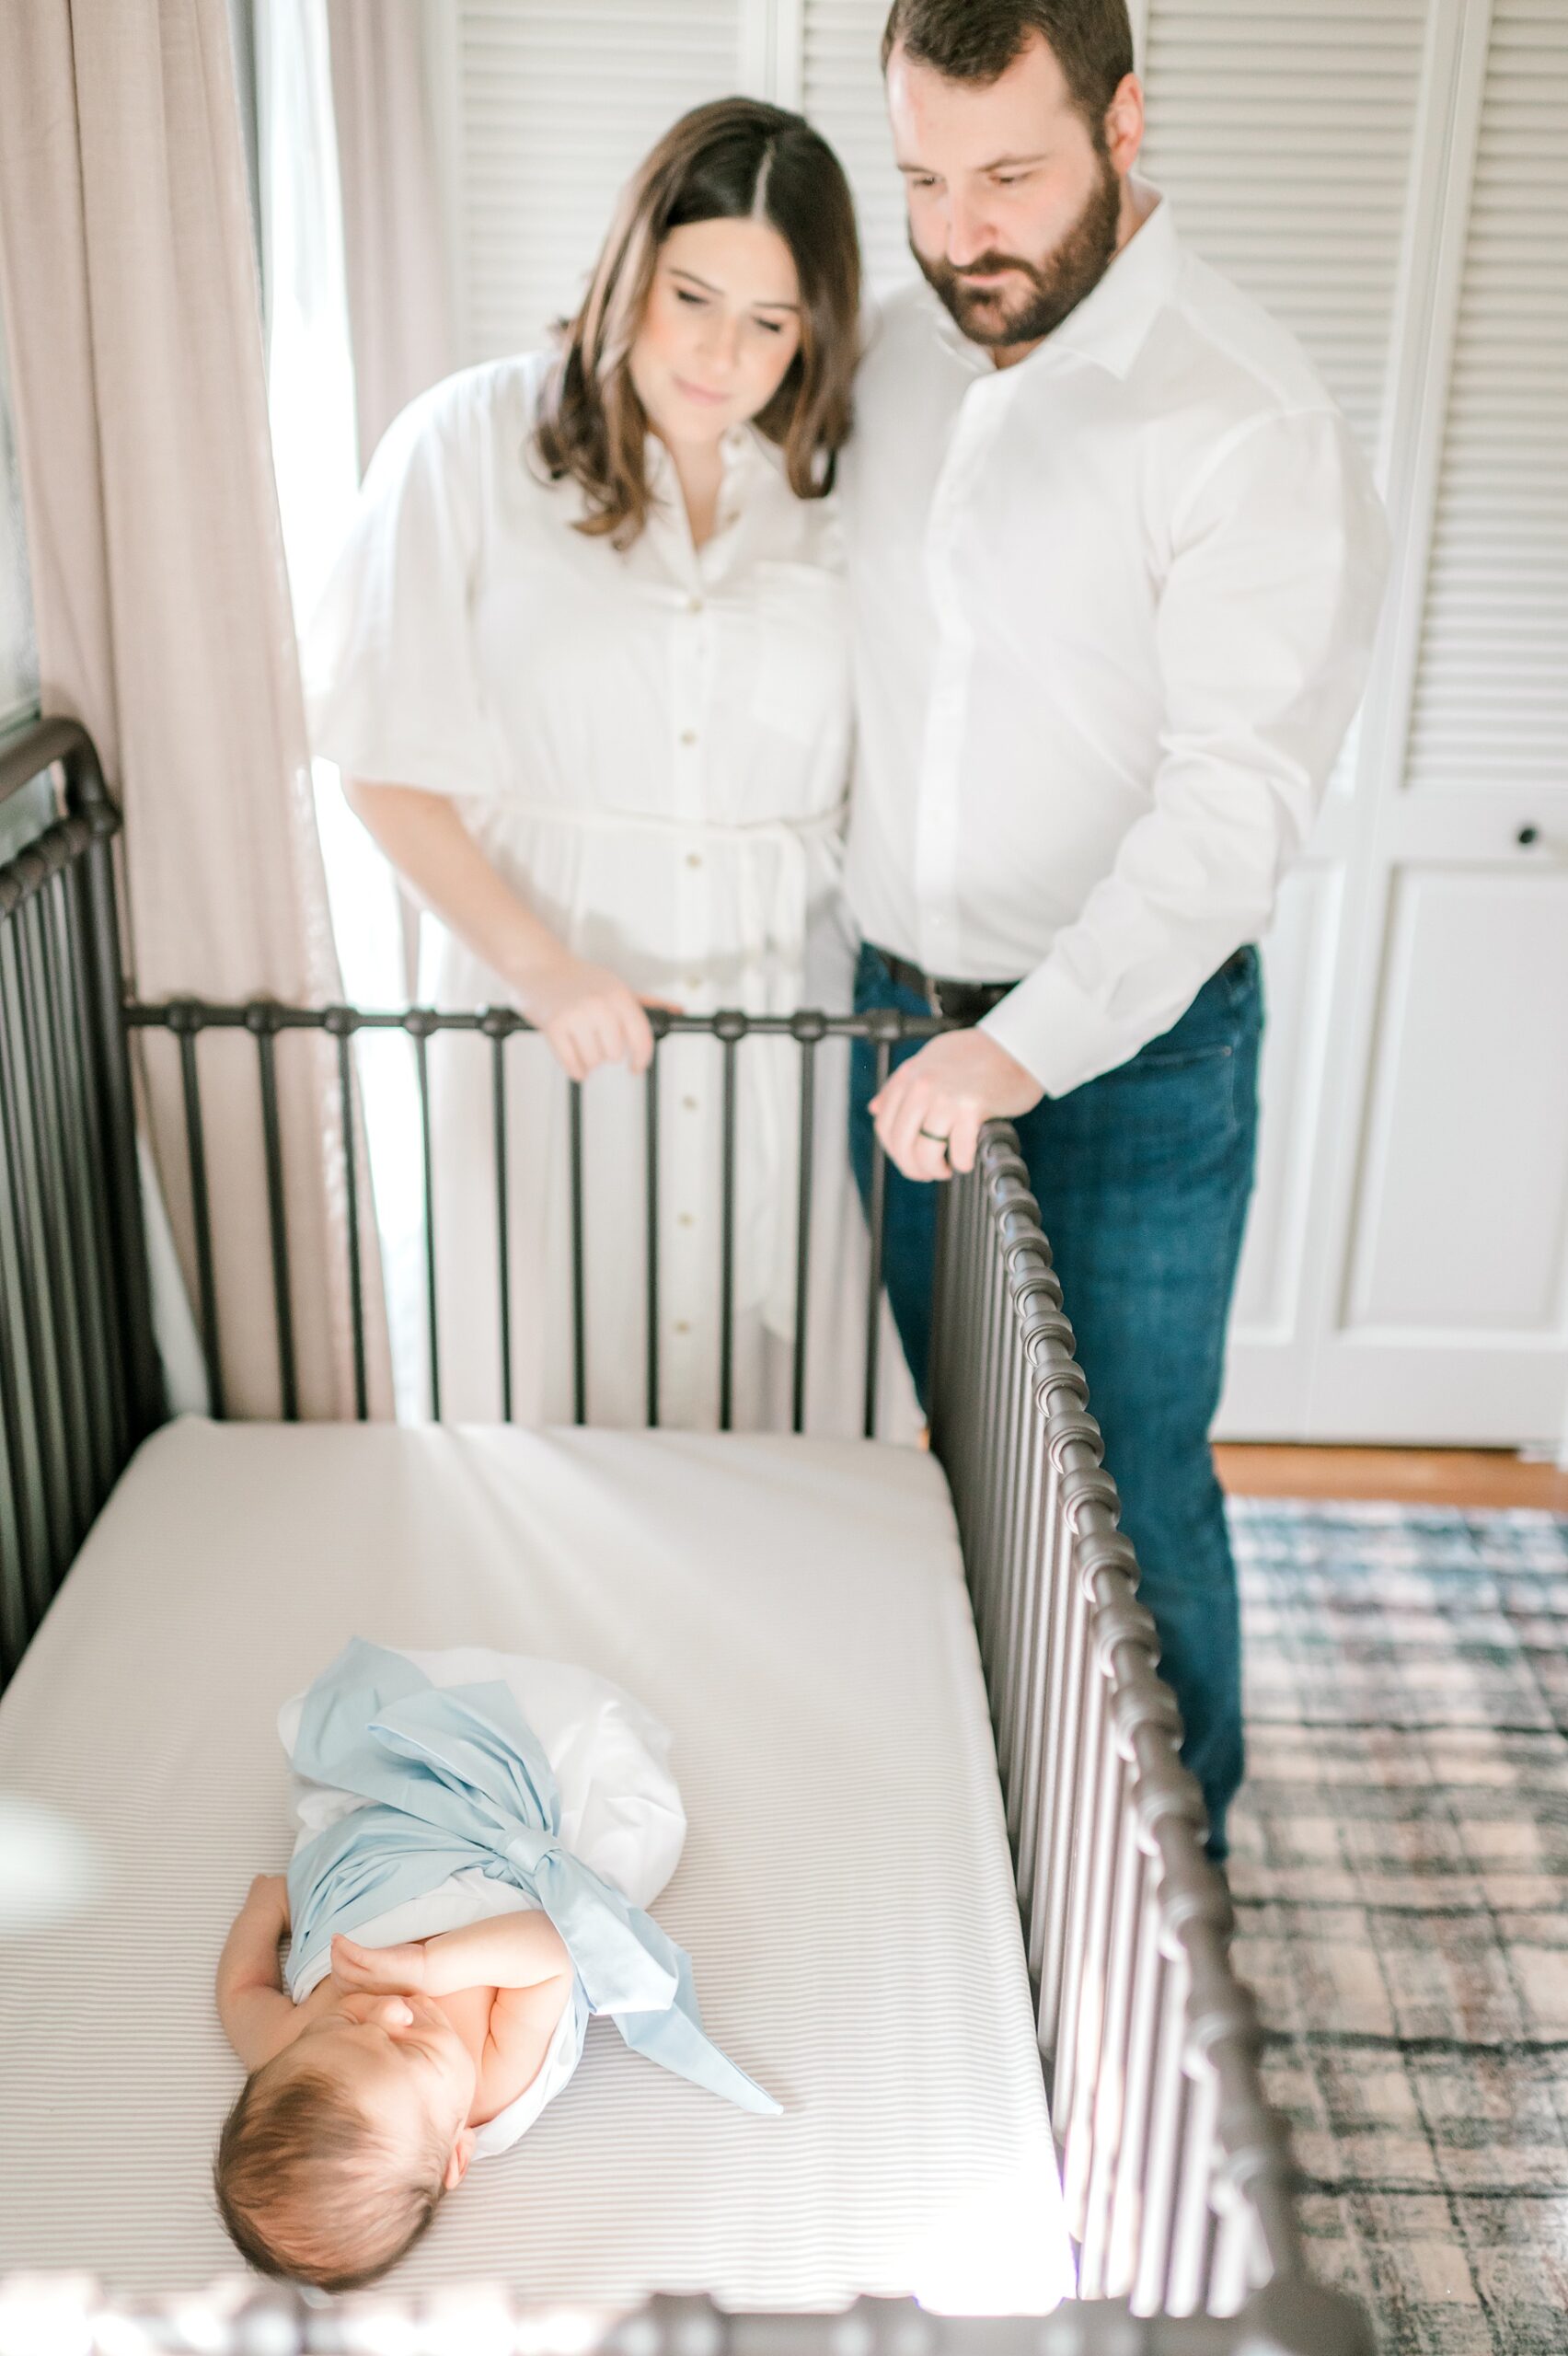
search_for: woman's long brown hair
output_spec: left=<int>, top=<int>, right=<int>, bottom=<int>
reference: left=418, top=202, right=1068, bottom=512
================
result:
left=532, top=98, right=861, bottom=548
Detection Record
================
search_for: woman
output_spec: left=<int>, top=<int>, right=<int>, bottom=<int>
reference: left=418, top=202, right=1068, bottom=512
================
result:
left=305, top=98, right=910, bottom=1432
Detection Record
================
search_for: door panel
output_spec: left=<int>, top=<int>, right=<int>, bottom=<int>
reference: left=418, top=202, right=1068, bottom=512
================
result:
left=1345, top=868, right=1568, bottom=1334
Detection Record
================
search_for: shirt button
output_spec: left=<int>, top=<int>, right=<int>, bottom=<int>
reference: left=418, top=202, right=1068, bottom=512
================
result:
left=686, top=596, right=704, bottom=615
left=686, top=975, right=703, bottom=990
left=679, top=728, right=698, bottom=746
left=682, top=1094, right=698, bottom=1111
left=677, top=1212, right=694, bottom=1228
left=674, top=1320, right=692, bottom=1335
left=686, top=852, right=703, bottom=869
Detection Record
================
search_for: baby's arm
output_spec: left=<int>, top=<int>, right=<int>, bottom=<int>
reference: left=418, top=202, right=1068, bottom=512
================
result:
left=333, top=1911, right=570, bottom=2000
left=216, top=1874, right=300, bottom=2073
left=334, top=1914, right=573, bottom=2119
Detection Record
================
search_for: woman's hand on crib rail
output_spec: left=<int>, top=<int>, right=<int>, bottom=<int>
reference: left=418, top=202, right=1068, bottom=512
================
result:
left=340, top=779, right=674, bottom=1081
left=514, top=947, right=677, bottom=1083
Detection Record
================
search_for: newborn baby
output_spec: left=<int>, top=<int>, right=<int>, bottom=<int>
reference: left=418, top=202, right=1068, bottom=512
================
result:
left=213, top=1640, right=776, bottom=2291
left=216, top=1890, right=575, bottom=2287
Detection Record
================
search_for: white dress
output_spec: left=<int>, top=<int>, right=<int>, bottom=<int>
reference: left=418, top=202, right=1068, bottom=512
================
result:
left=303, top=355, right=915, bottom=1434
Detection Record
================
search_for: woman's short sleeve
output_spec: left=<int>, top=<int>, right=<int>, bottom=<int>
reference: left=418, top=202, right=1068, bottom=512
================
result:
left=300, top=371, right=506, bottom=801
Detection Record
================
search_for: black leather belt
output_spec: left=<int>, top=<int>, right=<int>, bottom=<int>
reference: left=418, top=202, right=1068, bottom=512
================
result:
left=878, top=941, right=1256, bottom=1026
left=873, top=947, right=1020, bottom=1024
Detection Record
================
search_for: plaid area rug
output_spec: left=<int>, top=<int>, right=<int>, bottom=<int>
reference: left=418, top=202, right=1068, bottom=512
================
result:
left=1226, top=1499, right=1568, bottom=2356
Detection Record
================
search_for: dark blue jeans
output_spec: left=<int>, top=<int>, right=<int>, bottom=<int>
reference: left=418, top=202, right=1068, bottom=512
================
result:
left=851, top=943, right=1262, bottom=1858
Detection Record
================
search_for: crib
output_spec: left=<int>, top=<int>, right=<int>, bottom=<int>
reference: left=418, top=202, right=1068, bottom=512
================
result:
left=0, top=716, right=1371, bottom=2356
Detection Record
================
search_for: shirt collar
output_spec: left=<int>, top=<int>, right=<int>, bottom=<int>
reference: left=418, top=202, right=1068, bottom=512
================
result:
left=644, top=419, right=771, bottom=506
left=642, top=421, right=774, bottom=578
left=926, top=180, right=1178, bottom=385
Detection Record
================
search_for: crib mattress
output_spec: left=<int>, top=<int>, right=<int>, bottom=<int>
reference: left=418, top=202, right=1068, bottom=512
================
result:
left=0, top=1418, right=1068, bottom=2312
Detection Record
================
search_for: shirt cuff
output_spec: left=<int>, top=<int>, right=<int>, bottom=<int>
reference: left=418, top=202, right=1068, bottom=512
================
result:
left=979, top=956, right=1143, bottom=1101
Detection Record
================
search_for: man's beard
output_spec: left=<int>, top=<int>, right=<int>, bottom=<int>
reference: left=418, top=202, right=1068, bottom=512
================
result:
left=914, top=148, right=1123, bottom=351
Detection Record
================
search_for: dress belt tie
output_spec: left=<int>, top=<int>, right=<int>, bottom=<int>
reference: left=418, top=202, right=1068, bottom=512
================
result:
left=505, top=799, right=847, bottom=1004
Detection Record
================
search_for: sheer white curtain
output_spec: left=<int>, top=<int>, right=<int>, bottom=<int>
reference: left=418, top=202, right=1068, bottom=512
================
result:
left=255, top=0, right=435, bottom=1420
left=326, top=0, right=456, bottom=470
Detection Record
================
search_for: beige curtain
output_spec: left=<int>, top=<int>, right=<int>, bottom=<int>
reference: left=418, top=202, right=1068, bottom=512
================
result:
left=0, top=0, right=393, bottom=1421
left=327, top=0, right=455, bottom=472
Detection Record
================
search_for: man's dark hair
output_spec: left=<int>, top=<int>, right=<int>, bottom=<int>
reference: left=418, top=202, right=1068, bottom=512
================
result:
left=882, top=1, right=1135, bottom=138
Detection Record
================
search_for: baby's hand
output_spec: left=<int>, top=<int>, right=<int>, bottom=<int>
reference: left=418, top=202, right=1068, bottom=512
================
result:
left=330, top=1933, right=429, bottom=1995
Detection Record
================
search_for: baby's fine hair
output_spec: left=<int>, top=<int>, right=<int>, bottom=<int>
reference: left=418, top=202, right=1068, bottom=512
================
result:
left=214, top=2058, right=449, bottom=2292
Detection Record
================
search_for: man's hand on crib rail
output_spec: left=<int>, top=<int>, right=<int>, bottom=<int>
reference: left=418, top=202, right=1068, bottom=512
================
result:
left=870, top=1027, right=1043, bottom=1184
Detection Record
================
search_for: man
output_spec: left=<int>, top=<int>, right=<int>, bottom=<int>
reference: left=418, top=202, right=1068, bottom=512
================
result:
left=843, top=0, right=1389, bottom=1858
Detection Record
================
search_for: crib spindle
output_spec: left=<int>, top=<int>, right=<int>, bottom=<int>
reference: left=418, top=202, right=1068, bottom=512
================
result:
left=405, top=1010, right=442, bottom=1421
left=319, top=1015, right=367, bottom=1422
left=484, top=1012, right=513, bottom=1426
left=567, top=1072, right=587, bottom=1425
left=790, top=1012, right=822, bottom=1435
left=171, top=1009, right=225, bottom=1416
left=718, top=1015, right=740, bottom=1432
left=1077, top=1786, right=1147, bottom=2294
left=1104, top=1850, right=1168, bottom=2301
left=251, top=1009, right=298, bottom=1422
left=645, top=1022, right=662, bottom=1430
left=861, top=1027, right=893, bottom=1439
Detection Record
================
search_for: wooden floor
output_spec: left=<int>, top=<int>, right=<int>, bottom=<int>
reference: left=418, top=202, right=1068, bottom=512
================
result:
left=1215, top=1442, right=1568, bottom=1511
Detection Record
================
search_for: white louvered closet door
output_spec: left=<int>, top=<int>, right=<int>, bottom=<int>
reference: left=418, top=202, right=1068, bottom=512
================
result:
left=796, top=2, right=917, bottom=297
left=1299, top=0, right=1568, bottom=1444
left=1140, top=0, right=1568, bottom=1447
left=1136, top=0, right=1433, bottom=1437
left=440, top=1, right=748, bottom=362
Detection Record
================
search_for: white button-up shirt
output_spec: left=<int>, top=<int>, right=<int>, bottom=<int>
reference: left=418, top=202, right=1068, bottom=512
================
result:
left=841, top=189, right=1390, bottom=1098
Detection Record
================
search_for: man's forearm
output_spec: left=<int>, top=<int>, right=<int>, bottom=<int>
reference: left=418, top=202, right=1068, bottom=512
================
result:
left=419, top=1908, right=571, bottom=1996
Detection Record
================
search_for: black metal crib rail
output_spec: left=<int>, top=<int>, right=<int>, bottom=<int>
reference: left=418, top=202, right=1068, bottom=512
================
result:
left=0, top=716, right=1373, bottom=2354
left=0, top=718, right=161, bottom=1681
left=117, top=995, right=946, bottom=1431
left=930, top=1142, right=1351, bottom=2334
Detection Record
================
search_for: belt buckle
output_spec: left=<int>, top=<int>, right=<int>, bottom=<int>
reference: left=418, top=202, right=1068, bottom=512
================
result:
left=932, top=976, right=974, bottom=1023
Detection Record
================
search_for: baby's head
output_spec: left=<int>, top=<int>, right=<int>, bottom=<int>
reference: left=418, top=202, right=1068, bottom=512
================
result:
left=215, top=1991, right=478, bottom=2290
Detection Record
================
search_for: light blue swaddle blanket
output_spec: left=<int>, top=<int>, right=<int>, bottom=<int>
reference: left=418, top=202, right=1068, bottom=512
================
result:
left=284, top=1637, right=779, bottom=2116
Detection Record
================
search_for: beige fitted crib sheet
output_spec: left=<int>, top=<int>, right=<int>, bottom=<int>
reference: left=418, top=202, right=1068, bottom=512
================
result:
left=0, top=1417, right=1069, bottom=2312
